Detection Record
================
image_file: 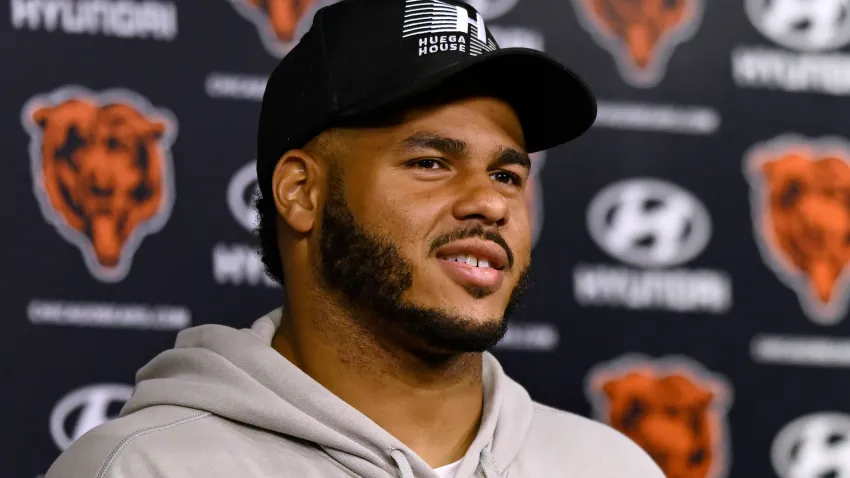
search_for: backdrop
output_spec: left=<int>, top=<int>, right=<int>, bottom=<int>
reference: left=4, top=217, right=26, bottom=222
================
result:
left=5, top=0, right=850, bottom=477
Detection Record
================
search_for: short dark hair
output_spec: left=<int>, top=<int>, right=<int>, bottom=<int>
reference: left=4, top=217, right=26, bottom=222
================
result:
left=255, top=73, right=505, bottom=286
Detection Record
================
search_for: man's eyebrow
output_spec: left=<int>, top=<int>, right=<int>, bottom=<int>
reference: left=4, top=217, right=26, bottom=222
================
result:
left=493, top=147, right=531, bottom=171
left=395, top=132, right=530, bottom=170
left=396, top=133, right=469, bottom=156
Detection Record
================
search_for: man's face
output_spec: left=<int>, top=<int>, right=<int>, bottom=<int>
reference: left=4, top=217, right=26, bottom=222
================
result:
left=317, top=96, right=533, bottom=354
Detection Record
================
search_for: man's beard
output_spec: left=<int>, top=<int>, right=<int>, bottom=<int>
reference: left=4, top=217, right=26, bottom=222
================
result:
left=317, top=167, right=531, bottom=354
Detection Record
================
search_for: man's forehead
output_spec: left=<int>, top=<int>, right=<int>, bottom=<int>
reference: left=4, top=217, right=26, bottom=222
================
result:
left=327, top=96, right=526, bottom=156
left=407, top=114, right=523, bottom=146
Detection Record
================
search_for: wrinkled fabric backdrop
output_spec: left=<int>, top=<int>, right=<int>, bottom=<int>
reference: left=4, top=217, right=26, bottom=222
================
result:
left=5, top=0, right=850, bottom=477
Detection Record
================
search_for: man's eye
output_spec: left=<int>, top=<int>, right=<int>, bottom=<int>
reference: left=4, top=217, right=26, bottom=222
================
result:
left=492, top=171, right=521, bottom=185
left=414, top=159, right=443, bottom=169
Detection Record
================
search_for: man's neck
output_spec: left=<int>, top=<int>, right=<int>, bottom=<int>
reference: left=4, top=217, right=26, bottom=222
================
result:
left=271, top=297, right=484, bottom=468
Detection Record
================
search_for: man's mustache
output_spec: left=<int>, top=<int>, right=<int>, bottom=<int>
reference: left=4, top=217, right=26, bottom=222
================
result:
left=428, top=224, right=515, bottom=270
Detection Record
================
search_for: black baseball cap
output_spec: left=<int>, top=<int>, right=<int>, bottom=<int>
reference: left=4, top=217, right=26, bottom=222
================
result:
left=257, top=0, right=597, bottom=199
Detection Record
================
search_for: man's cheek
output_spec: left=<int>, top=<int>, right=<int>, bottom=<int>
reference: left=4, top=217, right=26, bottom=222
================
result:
left=524, top=176, right=543, bottom=248
left=373, top=196, right=434, bottom=241
left=512, top=191, right=534, bottom=251
left=357, top=193, right=412, bottom=234
left=527, top=152, right=546, bottom=249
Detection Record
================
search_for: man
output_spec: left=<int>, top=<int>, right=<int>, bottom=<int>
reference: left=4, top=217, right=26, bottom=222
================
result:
left=46, top=0, right=665, bottom=477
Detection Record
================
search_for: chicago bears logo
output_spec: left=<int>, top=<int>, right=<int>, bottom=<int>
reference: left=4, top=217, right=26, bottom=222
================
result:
left=228, top=0, right=340, bottom=57
left=571, top=0, right=704, bottom=87
left=744, top=135, right=850, bottom=325
left=22, top=86, right=177, bottom=283
left=585, top=354, right=733, bottom=478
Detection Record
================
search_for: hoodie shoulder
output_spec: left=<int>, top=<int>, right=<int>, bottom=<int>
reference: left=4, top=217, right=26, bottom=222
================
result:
left=512, top=402, right=664, bottom=478
left=45, top=405, right=354, bottom=478
left=45, top=405, right=213, bottom=478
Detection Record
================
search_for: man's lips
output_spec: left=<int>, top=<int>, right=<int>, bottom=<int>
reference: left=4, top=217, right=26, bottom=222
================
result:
left=435, top=239, right=509, bottom=291
left=435, top=239, right=509, bottom=270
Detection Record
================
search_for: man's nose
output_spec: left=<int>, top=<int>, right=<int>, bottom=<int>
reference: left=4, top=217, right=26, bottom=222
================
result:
left=451, top=175, right=510, bottom=226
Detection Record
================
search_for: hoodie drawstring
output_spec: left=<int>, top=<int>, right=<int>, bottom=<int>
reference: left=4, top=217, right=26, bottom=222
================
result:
left=391, top=449, right=415, bottom=478
left=479, top=447, right=502, bottom=478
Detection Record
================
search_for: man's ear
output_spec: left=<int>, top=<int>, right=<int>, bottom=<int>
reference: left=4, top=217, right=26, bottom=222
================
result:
left=272, top=149, right=322, bottom=234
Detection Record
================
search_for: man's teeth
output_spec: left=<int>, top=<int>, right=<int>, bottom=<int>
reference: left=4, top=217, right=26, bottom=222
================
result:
left=445, top=255, right=490, bottom=268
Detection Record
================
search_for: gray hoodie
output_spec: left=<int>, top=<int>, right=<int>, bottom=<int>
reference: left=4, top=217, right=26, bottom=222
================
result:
left=45, top=308, right=665, bottom=478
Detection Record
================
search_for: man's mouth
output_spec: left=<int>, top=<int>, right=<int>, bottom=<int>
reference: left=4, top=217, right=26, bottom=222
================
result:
left=435, top=239, right=509, bottom=269
left=435, top=239, right=509, bottom=292
left=441, top=254, right=497, bottom=269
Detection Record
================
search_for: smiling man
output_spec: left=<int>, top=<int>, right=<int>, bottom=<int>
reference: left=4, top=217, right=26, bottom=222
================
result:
left=45, top=0, right=664, bottom=477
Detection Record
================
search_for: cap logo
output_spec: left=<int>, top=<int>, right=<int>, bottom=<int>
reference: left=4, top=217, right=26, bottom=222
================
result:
left=403, top=0, right=498, bottom=57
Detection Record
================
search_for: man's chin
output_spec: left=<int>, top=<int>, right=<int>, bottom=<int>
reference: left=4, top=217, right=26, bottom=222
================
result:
left=382, top=299, right=510, bottom=354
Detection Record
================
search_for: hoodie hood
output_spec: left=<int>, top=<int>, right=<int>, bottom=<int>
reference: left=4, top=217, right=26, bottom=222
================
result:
left=121, top=308, right=535, bottom=478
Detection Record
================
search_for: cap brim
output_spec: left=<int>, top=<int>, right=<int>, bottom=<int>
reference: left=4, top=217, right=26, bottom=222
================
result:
left=338, top=47, right=597, bottom=153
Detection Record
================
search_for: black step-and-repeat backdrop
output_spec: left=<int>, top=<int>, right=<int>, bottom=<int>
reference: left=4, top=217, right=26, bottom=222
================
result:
left=5, top=0, right=850, bottom=477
